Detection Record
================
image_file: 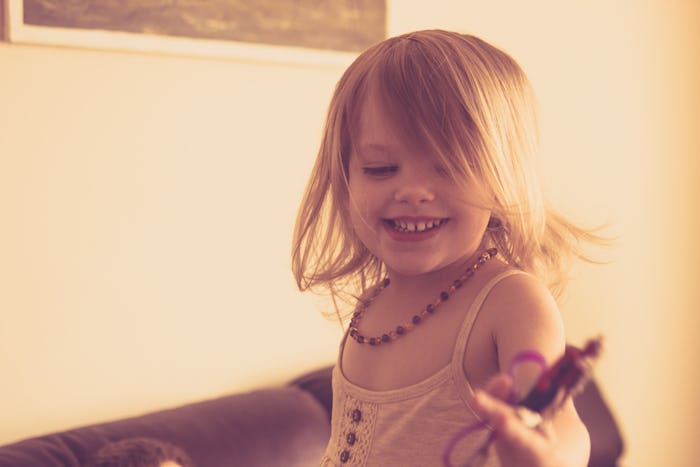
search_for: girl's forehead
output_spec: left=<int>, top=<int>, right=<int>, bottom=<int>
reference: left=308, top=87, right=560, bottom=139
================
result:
left=350, top=87, right=429, bottom=154
left=354, top=98, right=401, bottom=140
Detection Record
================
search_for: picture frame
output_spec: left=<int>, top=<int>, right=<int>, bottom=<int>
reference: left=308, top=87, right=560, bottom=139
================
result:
left=0, top=1, right=5, bottom=41
left=3, top=0, right=386, bottom=67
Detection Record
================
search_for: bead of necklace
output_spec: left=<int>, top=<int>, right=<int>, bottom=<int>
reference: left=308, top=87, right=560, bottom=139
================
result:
left=348, top=248, right=498, bottom=346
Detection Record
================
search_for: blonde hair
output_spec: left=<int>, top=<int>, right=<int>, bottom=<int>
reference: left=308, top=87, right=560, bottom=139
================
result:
left=292, top=30, right=603, bottom=321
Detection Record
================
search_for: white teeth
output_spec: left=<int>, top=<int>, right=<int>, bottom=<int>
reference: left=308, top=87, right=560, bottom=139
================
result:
left=392, top=219, right=444, bottom=233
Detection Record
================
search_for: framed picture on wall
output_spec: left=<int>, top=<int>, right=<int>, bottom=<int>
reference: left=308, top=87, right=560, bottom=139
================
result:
left=3, top=0, right=386, bottom=67
left=0, top=0, right=5, bottom=41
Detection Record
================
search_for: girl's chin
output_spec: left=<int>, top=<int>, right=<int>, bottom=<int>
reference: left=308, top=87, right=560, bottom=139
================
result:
left=383, top=259, right=447, bottom=278
left=382, top=250, right=481, bottom=281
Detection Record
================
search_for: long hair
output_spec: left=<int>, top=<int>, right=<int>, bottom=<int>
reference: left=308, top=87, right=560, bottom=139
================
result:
left=292, top=29, right=604, bottom=322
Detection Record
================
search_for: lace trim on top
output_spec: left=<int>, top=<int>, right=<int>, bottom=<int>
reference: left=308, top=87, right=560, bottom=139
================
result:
left=325, top=393, right=378, bottom=466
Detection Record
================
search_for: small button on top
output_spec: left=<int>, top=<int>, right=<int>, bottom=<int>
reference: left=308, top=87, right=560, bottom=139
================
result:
left=340, top=450, right=350, bottom=463
left=346, top=432, right=356, bottom=445
left=351, top=409, right=362, bottom=422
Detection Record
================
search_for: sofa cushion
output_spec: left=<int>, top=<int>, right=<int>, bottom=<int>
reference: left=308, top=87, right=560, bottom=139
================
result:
left=288, top=365, right=333, bottom=417
left=575, top=379, right=625, bottom=466
left=0, top=386, right=330, bottom=467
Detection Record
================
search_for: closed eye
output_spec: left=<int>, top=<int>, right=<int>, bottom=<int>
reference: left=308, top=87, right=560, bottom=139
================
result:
left=435, top=164, right=450, bottom=178
left=362, top=166, right=398, bottom=177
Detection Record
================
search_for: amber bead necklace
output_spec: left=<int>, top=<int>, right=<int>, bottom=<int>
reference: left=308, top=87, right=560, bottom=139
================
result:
left=349, top=248, right=498, bottom=346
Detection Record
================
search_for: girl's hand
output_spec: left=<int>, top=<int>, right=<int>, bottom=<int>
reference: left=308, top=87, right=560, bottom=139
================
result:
left=471, top=374, right=568, bottom=467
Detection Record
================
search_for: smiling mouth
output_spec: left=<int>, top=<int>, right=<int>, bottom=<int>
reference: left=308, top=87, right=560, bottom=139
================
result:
left=385, top=218, right=449, bottom=233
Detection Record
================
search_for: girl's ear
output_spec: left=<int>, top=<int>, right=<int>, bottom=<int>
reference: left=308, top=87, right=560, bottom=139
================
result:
left=487, top=216, right=503, bottom=231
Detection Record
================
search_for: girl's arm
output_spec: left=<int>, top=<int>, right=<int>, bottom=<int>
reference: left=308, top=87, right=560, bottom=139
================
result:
left=481, top=273, right=590, bottom=467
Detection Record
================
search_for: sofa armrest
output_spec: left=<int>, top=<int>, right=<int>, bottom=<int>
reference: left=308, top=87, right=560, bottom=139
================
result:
left=289, top=365, right=333, bottom=417
left=574, top=380, right=625, bottom=467
left=0, top=386, right=330, bottom=467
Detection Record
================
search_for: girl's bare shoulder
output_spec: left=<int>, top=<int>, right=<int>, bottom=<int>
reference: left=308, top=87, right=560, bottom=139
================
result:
left=483, top=268, right=566, bottom=368
left=487, top=270, right=558, bottom=320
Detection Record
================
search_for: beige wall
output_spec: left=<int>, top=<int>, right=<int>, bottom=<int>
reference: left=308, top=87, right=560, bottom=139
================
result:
left=2, top=1, right=699, bottom=466
left=0, top=26, right=344, bottom=443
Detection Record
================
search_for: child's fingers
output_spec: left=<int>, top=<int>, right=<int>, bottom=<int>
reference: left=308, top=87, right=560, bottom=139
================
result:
left=471, top=389, right=555, bottom=467
left=472, top=384, right=547, bottom=437
left=482, top=373, right=514, bottom=401
left=471, top=387, right=516, bottom=431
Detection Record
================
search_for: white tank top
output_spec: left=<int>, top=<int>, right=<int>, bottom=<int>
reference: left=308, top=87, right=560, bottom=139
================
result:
left=320, top=270, right=524, bottom=466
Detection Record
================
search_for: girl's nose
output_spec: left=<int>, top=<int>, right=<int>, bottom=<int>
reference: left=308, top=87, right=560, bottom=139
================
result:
left=393, top=180, right=436, bottom=204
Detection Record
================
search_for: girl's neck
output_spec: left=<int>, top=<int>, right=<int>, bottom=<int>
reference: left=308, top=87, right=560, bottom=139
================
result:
left=383, top=248, right=488, bottom=295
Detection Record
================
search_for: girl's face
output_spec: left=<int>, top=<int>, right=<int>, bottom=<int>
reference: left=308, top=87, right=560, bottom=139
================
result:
left=347, top=93, right=491, bottom=280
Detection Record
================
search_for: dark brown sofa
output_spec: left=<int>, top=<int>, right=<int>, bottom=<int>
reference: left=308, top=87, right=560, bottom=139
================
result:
left=0, top=366, right=624, bottom=466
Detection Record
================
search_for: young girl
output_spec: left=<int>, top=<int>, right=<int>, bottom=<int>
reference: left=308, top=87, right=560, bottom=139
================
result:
left=292, top=29, right=599, bottom=466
